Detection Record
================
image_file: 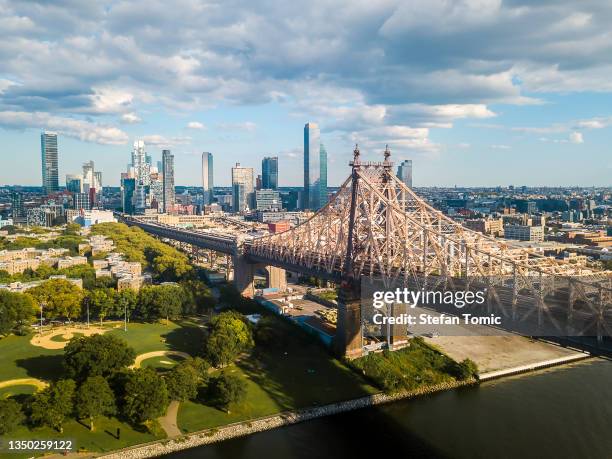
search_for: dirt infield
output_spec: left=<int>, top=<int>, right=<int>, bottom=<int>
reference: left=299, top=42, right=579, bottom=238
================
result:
left=31, top=325, right=112, bottom=350
left=130, top=350, right=191, bottom=369
left=0, top=377, right=48, bottom=392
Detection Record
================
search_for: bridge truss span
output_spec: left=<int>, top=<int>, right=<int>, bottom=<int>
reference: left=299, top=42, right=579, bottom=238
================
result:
left=248, top=146, right=612, bottom=341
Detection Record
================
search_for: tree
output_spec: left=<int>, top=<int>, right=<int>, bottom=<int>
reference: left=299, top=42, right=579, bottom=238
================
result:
left=28, top=278, right=84, bottom=319
left=137, top=285, right=183, bottom=323
left=208, top=372, right=247, bottom=413
left=116, top=288, right=138, bottom=321
left=0, top=290, right=36, bottom=337
left=87, top=288, right=115, bottom=324
left=206, top=311, right=254, bottom=367
left=75, top=376, right=116, bottom=431
left=165, top=357, right=210, bottom=402
left=0, top=399, right=25, bottom=434
left=64, top=223, right=81, bottom=236
left=30, top=379, right=76, bottom=432
left=121, top=368, right=169, bottom=424
left=64, top=334, right=136, bottom=381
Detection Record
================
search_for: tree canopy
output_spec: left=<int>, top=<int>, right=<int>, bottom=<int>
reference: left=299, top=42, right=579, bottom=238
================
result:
left=208, top=372, right=247, bottom=413
left=0, top=290, right=36, bottom=337
left=75, top=376, right=116, bottom=431
left=64, top=334, right=136, bottom=381
left=206, top=311, right=254, bottom=367
left=30, top=379, right=76, bottom=432
left=27, top=278, right=84, bottom=319
left=0, top=399, right=25, bottom=434
left=121, top=367, right=169, bottom=424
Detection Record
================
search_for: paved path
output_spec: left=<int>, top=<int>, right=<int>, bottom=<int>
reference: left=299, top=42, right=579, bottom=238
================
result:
left=130, top=350, right=191, bottom=369
left=31, top=325, right=111, bottom=350
left=0, top=377, right=48, bottom=391
left=158, top=401, right=182, bottom=438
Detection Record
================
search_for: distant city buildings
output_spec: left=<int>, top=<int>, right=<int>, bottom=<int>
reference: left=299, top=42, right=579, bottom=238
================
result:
left=231, top=163, right=254, bottom=212
left=503, top=224, right=544, bottom=242
left=262, top=156, right=278, bottom=190
left=397, top=159, right=413, bottom=188
left=202, top=152, right=214, bottom=205
left=41, top=132, right=59, bottom=195
left=255, top=189, right=281, bottom=211
left=162, top=149, right=175, bottom=213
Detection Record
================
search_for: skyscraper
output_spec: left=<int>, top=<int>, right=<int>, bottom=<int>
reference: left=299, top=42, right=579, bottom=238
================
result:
left=11, top=192, right=25, bottom=222
left=162, top=150, right=175, bottom=213
left=41, top=131, right=59, bottom=194
left=319, top=144, right=328, bottom=207
left=131, top=140, right=150, bottom=212
left=397, top=160, right=413, bottom=188
left=121, top=176, right=136, bottom=215
left=303, top=122, right=321, bottom=210
left=262, top=156, right=278, bottom=190
left=231, top=163, right=254, bottom=212
left=202, top=152, right=214, bottom=205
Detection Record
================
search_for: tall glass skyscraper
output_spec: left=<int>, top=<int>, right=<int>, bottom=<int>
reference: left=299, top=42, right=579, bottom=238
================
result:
left=41, top=131, right=59, bottom=194
left=202, top=152, right=214, bottom=205
left=262, top=156, right=278, bottom=190
left=319, top=144, right=328, bottom=207
left=162, top=150, right=175, bottom=213
left=397, top=159, right=413, bottom=188
left=231, top=163, right=254, bottom=212
left=303, top=122, right=321, bottom=210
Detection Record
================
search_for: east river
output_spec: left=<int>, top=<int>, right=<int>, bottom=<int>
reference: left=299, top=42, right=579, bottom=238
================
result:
left=166, top=359, right=612, bottom=459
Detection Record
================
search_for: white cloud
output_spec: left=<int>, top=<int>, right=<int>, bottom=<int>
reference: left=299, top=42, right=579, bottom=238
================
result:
left=0, top=110, right=128, bottom=145
left=569, top=131, right=584, bottom=144
left=141, top=134, right=192, bottom=147
left=186, top=121, right=205, bottom=130
left=121, top=112, right=142, bottom=124
left=216, top=121, right=257, bottom=132
left=490, top=144, right=510, bottom=149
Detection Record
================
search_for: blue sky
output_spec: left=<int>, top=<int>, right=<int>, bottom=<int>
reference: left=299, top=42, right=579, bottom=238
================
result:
left=1, top=0, right=611, bottom=187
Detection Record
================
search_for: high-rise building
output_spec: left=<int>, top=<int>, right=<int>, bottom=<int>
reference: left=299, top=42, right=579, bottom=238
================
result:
left=397, top=159, right=413, bottom=188
left=66, top=174, right=82, bottom=193
left=255, top=189, right=282, bottom=211
left=202, top=152, right=214, bottom=205
left=319, top=144, right=328, bottom=207
left=303, top=122, right=321, bottom=210
left=131, top=140, right=150, bottom=212
left=11, top=192, right=25, bottom=222
left=162, top=150, right=175, bottom=213
left=262, top=156, right=278, bottom=190
left=231, top=163, right=254, bottom=212
left=121, top=176, right=136, bottom=215
left=73, top=192, right=90, bottom=211
left=41, top=131, right=59, bottom=194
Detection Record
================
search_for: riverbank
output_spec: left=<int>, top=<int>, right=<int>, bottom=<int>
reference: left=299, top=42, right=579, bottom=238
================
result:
left=99, top=378, right=476, bottom=459
left=98, top=343, right=591, bottom=458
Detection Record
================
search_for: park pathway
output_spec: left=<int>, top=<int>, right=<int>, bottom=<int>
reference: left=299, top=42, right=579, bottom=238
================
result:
left=129, top=350, right=191, bottom=369
left=0, top=377, right=48, bottom=391
left=158, top=401, right=182, bottom=438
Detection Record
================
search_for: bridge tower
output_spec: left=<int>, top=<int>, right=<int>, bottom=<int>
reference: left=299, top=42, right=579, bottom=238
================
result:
left=336, top=145, right=365, bottom=358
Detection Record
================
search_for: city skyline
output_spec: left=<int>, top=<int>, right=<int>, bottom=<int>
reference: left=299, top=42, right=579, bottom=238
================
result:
left=1, top=2, right=612, bottom=187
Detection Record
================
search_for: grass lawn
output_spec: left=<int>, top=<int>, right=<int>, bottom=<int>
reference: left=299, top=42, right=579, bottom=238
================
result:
left=0, top=384, right=37, bottom=398
left=3, top=415, right=162, bottom=458
left=178, top=316, right=377, bottom=433
left=0, top=334, right=63, bottom=382
left=141, top=354, right=186, bottom=371
left=107, top=319, right=205, bottom=356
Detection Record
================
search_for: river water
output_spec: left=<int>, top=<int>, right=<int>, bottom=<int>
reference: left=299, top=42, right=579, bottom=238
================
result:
left=167, top=359, right=612, bottom=459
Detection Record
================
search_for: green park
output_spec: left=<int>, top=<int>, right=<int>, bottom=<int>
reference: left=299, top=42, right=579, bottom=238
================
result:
left=0, top=223, right=476, bottom=457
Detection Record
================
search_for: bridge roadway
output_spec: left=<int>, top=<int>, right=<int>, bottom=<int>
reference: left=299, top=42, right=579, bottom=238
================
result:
left=121, top=216, right=610, bottom=357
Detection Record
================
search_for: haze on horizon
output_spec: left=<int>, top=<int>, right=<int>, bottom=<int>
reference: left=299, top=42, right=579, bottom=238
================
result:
left=0, top=0, right=611, bottom=188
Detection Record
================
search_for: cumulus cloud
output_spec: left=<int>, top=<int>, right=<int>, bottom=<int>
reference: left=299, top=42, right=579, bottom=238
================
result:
left=569, top=131, right=584, bottom=144
left=121, top=112, right=142, bottom=124
left=1, top=0, right=612, bottom=148
left=141, top=134, right=192, bottom=147
left=0, top=110, right=128, bottom=144
left=186, top=121, right=205, bottom=130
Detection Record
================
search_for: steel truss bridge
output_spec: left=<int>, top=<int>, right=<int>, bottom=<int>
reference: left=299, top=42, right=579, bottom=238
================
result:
left=124, top=146, right=612, bottom=357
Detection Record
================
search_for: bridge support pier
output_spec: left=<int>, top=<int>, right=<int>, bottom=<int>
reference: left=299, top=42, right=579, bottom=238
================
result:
left=336, top=285, right=363, bottom=359
left=232, top=256, right=287, bottom=298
